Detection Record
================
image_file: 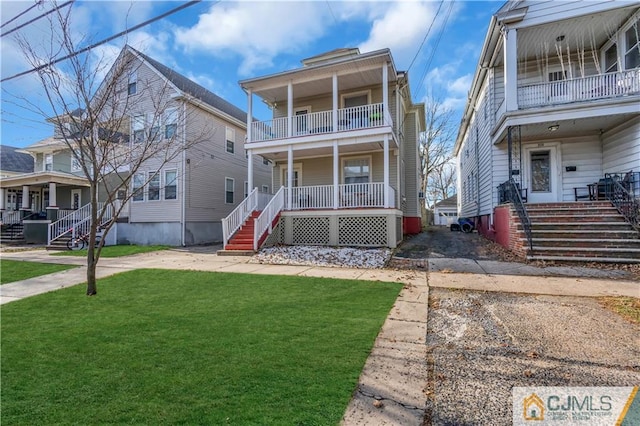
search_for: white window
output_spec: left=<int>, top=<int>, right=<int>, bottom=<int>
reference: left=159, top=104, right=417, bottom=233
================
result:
left=71, top=149, right=82, bottom=172
left=132, top=114, right=145, bottom=143
left=44, top=154, right=53, bottom=172
left=261, top=185, right=269, bottom=193
left=164, top=108, right=178, bottom=139
left=343, top=157, right=370, bottom=184
left=225, top=178, right=234, bottom=204
left=226, top=127, right=235, bottom=153
left=624, top=19, right=639, bottom=70
left=164, top=170, right=177, bottom=200
left=604, top=44, right=618, bottom=73
left=128, top=72, right=137, bottom=96
left=147, top=112, right=160, bottom=142
left=148, top=172, right=160, bottom=201
left=132, top=172, right=145, bottom=201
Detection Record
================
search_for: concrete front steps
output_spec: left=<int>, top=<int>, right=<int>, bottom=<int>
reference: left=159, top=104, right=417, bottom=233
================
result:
left=521, top=201, right=640, bottom=263
left=1, top=224, right=25, bottom=245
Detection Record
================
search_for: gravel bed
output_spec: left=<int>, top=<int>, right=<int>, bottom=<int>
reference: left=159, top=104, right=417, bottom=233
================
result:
left=249, top=245, right=392, bottom=269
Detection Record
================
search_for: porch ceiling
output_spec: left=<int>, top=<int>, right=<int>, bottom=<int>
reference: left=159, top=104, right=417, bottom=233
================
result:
left=496, top=5, right=638, bottom=66
left=260, top=140, right=388, bottom=162
left=0, top=171, right=90, bottom=189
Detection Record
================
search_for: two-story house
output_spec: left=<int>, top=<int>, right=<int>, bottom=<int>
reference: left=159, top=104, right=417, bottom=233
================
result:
left=221, top=48, right=425, bottom=252
left=2, top=45, right=271, bottom=247
left=455, top=1, right=639, bottom=263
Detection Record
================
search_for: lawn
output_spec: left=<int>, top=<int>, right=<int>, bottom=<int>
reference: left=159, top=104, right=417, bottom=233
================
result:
left=0, top=259, right=77, bottom=284
left=1, top=269, right=402, bottom=424
left=51, top=244, right=170, bottom=258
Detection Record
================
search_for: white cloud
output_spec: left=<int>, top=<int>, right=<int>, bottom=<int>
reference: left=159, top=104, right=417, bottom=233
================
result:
left=174, top=1, right=333, bottom=75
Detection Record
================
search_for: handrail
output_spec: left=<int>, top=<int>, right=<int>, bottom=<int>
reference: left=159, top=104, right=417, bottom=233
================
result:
left=47, top=202, right=113, bottom=244
left=222, top=188, right=259, bottom=248
left=1, top=210, right=21, bottom=225
left=604, top=171, right=639, bottom=231
left=498, top=179, right=533, bottom=252
left=253, top=186, right=285, bottom=251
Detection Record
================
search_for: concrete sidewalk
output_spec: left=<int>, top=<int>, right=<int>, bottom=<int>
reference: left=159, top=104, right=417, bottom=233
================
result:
left=1, top=247, right=638, bottom=425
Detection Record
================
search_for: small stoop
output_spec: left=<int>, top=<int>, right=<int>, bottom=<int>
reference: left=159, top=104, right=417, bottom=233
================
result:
left=520, top=202, right=640, bottom=263
left=220, top=211, right=260, bottom=253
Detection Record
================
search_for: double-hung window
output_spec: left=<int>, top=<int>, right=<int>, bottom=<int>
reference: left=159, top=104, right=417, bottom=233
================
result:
left=148, top=172, right=160, bottom=201
left=128, top=72, right=137, bottom=95
left=164, top=170, right=177, bottom=200
left=44, top=154, right=53, bottom=171
left=604, top=44, right=618, bottom=73
left=226, top=127, right=235, bottom=153
left=132, top=114, right=145, bottom=143
left=71, top=149, right=82, bottom=172
left=225, top=178, right=234, bottom=204
left=164, top=108, right=178, bottom=139
left=343, top=157, right=370, bottom=184
left=624, top=19, right=639, bottom=69
left=132, top=172, right=145, bottom=201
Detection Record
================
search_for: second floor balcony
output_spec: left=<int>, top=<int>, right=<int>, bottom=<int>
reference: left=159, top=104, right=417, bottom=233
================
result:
left=517, top=68, right=640, bottom=109
left=249, top=103, right=391, bottom=143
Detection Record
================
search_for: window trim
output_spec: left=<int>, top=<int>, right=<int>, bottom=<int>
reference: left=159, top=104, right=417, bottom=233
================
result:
left=128, top=71, right=137, bottom=96
left=226, top=126, right=235, bottom=154
left=44, top=153, right=53, bottom=172
left=340, top=90, right=371, bottom=108
left=225, top=177, right=235, bottom=204
left=71, top=149, right=82, bottom=172
left=132, top=172, right=145, bottom=202
left=164, top=107, right=178, bottom=140
left=148, top=171, right=161, bottom=201
left=261, top=185, right=269, bottom=193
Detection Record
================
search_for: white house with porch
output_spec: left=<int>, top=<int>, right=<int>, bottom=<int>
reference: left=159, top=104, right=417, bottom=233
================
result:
left=222, top=48, right=425, bottom=251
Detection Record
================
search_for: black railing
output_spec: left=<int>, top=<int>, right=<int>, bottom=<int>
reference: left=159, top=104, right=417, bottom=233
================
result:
left=603, top=171, right=639, bottom=231
left=498, top=179, right=533, bottom=251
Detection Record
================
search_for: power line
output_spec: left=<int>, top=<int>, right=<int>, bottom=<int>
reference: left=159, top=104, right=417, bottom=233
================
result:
left=1, top=0, right=202, bottom=83
left=1, top=1, right=74, bottom=38
left=1, top=0, right=43, bottom=29
left=406, top=0, right=446, bottom=75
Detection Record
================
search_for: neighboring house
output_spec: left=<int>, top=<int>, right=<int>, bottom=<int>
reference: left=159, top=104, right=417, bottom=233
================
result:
left=0, top=145, right=34, bottom=177
left=1, top=45, right=271, bottom=246
left=222, top=48, right=425, bottom=251
left=455, top=1, right=640, bottom=262
left=433, top=195, right=458, bottom=226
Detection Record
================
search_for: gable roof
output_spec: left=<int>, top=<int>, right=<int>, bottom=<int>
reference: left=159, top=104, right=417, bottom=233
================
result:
left=127, top=46, right=247, bottom=124
left=0, top=145, right=34, bottom=173
left=434, top=195, right=457, bottom=209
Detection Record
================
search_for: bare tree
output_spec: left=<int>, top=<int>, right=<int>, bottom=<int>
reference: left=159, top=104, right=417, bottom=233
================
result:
left=419, top=97, right=457, bottom=208
left=426, top=161, right=456, bottom=207
left=13, top=4, right=208, bottom=295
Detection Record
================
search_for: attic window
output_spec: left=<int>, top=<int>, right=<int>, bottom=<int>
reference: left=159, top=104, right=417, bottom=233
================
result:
left=128, top=72, right=137, bottom=96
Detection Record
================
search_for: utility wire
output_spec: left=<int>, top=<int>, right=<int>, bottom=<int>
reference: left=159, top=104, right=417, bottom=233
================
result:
left=1, top=1, right=74, bottom=38
left=406, top=0, right=445, bottom=75
left=1, top=0, right=43, bottom=29
left=1, top=0, right=202, bottom=83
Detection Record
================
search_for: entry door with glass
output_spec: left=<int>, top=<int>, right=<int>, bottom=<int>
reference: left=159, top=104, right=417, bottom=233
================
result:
left=71, top=189, right=82, bottom=209
left=525, top=146, right=559, bottom=203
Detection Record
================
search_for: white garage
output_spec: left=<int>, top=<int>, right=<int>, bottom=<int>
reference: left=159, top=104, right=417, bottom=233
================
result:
left=433, top=195, right=458, bottom=226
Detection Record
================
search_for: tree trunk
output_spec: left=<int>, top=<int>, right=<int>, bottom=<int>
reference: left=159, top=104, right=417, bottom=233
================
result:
left=86, top=253, right=97, bottom=295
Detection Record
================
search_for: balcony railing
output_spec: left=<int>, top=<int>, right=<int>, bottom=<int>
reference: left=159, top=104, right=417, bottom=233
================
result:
left=284, top=182, right=395, bottom=210
left=249, top=103, right=389, bottom=143
left=518, top=69, right=640, bottom=109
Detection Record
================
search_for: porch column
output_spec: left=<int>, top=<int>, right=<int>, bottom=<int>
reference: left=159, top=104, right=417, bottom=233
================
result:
left=382, top=62, right=389, bottom=125
left=384, top=135, right=390, bottom=208
left=333, top=141, right=339, bottom=209
left=0, top=188, right=5, bottom=211
left=246, top=89, right=253, bottom=142
left=332, top=73, right=338, bottom=131
left=247, top=151, right=254, bottom=194
left=287, top=81, right=293, bottom=138
left=287, top=145, right=293, bottom=210
left=503, top=27, right=518, bottom=112
left=21, top=185, right=30, bottom=210
left=47, top=182, right=59, bottom=221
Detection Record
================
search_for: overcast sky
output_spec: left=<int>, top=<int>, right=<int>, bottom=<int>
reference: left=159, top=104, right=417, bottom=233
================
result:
left=1, top=0, right=500, bottom=148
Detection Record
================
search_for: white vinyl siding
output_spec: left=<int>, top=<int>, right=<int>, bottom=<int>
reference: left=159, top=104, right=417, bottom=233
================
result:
left=602, top=117, right=640, bottom=174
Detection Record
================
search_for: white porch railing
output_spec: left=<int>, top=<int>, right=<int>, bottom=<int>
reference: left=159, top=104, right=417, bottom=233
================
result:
left=283, top=182, right=395, bottom=210
left=221, top=188, right=274, bottom=248
left=249, top=103, right=388, bottom=143
left=47, top=202, right=113, bottom=244
left=253, top=186, right=285, bottom=251
left=518, top=69, right=640, bottom=109
left=1, top=210, right=21, bottom=225
left=57, top=209, right=75, bottom=219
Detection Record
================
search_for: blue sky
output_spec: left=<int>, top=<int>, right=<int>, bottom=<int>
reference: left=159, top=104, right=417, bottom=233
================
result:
left=1, top=0, right=501, bottom=148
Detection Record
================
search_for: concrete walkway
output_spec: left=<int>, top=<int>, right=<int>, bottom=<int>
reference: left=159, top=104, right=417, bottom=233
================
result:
left=1, top=247, right=638, bottom=425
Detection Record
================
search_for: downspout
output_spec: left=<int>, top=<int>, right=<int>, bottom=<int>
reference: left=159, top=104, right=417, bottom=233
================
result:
left=181, top=101, right=187, bottom=246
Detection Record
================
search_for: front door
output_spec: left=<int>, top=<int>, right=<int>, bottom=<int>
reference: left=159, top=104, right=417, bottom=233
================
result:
left=524, top=145, right=560, bottom=203
left=71, top=189, right=81, bottom=209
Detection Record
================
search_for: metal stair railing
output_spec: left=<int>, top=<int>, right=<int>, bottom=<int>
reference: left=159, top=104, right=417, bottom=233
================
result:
left=604, top=171, right=639, bottom=231
left=498, top=179, right=533, bottom=251
left=253, top=187, right=284, bottom=251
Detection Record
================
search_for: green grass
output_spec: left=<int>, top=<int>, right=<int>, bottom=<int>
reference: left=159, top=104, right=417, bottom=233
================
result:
left=1, top=269, right=401, bottom=425
left=51, top=244, right=170, bottom=258
left=0, top=259, right=77, bottom=284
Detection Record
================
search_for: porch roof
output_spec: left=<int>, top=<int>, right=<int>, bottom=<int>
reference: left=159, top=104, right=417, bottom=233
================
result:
left=0, top=171, right=90, bottom=189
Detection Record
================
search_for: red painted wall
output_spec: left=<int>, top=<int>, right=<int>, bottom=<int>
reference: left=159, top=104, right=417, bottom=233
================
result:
left=493, top=205, right=511, bottom=249
left=403, top=217, right=422, bottom=234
